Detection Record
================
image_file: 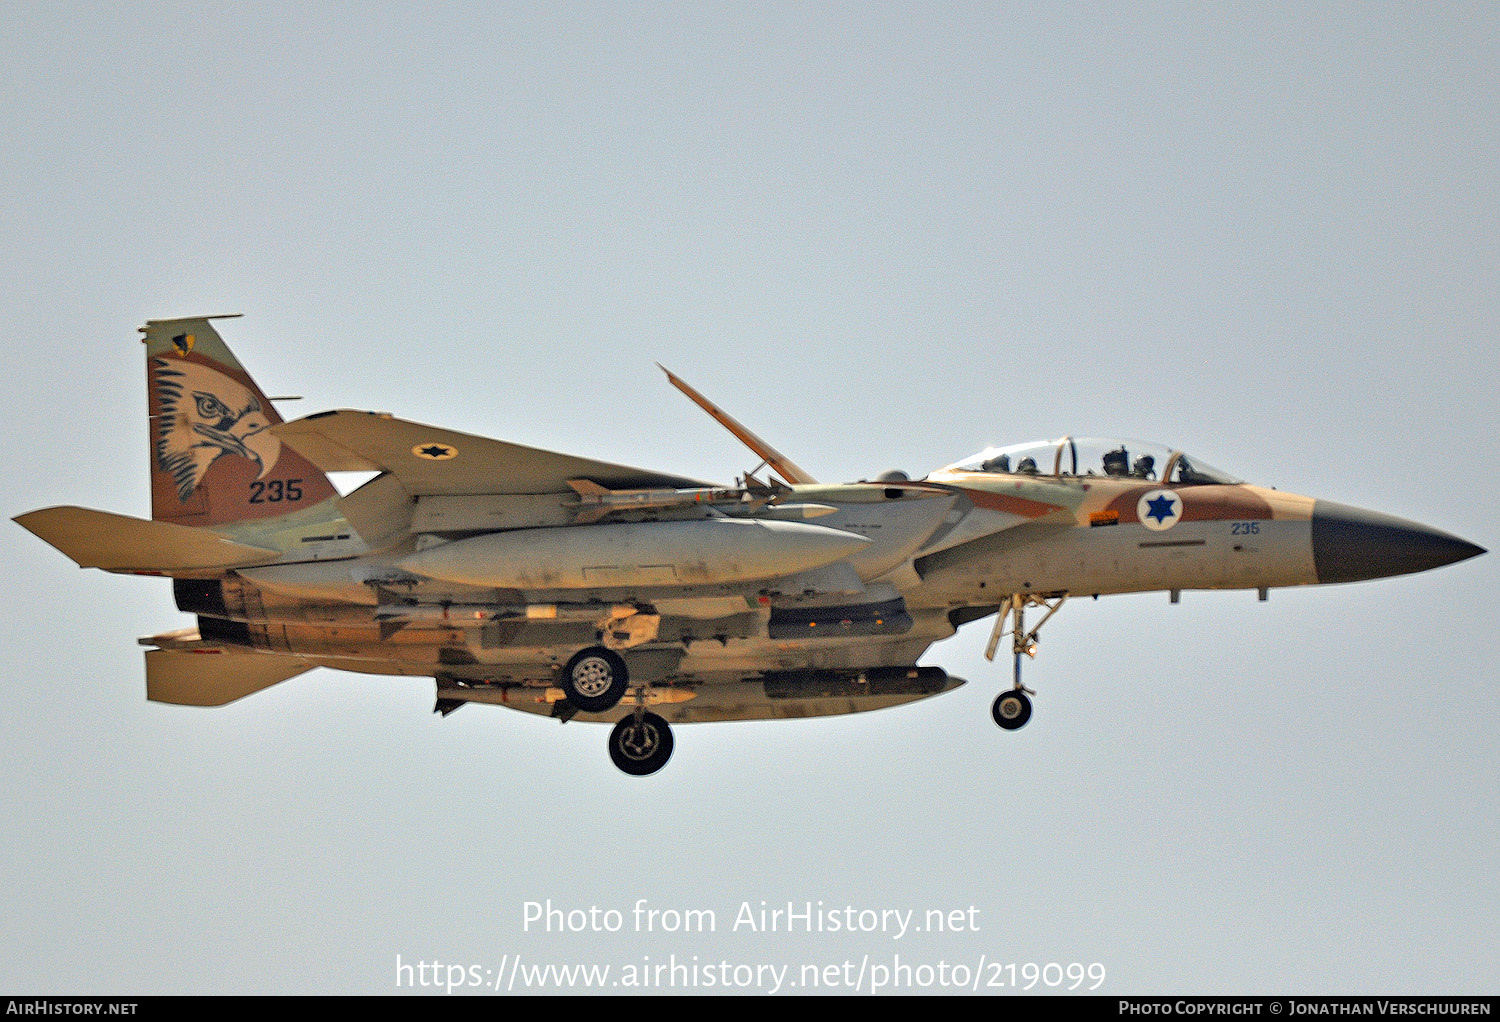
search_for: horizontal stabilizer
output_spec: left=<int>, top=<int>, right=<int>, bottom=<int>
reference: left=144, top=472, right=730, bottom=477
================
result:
left=274, top=410, right=717, bottom=495
left=146, top=647, right=313, bottom=706
left=14, top=506, right=281, bottom=573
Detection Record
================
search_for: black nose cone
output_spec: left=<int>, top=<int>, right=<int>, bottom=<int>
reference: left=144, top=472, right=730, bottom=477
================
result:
left=1313, top=500, right=1486, bottom=584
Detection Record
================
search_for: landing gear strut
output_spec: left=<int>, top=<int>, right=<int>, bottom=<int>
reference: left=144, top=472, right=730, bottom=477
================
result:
left=985, top=593, right=1066, bottom=732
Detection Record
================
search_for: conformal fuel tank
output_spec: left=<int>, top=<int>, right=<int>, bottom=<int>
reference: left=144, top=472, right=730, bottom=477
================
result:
left=398, top=517, right=871, bottom=589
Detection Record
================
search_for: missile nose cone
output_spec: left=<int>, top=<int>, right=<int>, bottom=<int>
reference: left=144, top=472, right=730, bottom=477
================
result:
left=1312, top=500, right=1485, bottom=584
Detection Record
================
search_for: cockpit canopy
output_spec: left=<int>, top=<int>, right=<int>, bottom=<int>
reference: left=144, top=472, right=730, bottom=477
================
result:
left=939, top=437, right=1243, bottom=486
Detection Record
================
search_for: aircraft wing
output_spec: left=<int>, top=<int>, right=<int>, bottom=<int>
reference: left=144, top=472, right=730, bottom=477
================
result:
left=272, top=410, right=719, bottom=496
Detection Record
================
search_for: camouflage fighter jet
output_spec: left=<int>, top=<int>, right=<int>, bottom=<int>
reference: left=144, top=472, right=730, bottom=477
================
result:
left=14, top=316, right=1486, bottom=774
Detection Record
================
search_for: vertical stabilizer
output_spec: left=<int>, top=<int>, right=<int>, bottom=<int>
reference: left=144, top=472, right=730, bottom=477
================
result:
left=143, top=316, right=337, bottom=527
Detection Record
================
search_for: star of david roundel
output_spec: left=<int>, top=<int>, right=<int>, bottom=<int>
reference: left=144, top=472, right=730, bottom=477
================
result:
left=412, top=442, right=458, bottom=461
left=1137, top=488, right=1182, bottom=531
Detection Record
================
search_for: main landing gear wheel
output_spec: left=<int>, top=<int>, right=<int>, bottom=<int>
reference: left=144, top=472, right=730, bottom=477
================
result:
left=562, top=647, right=629, bottom=713
left=609, top=711, right=674, bottom=776
left=992, top=689, right=1032, bottom=730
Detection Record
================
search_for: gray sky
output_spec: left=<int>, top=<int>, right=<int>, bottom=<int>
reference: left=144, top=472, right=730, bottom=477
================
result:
left=1, top=2, right=1496, bottom=994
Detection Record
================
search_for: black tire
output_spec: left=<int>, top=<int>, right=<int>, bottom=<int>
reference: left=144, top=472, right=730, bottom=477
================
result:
left=562, top=647, right=629, bottom=713
left=609, top=711, right=674, bottom=776
left=992, top=690, right=1032, bottom=730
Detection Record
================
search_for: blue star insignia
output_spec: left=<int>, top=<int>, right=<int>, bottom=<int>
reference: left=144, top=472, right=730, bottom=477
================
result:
left=1145, top=494, right=1177, bottom=523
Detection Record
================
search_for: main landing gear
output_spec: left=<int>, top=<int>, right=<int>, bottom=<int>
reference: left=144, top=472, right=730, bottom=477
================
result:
left=985, top=593, right=1066, bottom=732
left=558, top=646, right=675, bottom=775
left=561, top=646, right=629, bottom=713
left=608, top=706, right=674, bottom=776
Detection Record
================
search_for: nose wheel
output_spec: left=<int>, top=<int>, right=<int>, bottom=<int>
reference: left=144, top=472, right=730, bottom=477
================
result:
left=992, top=688, right=1032, bottom=730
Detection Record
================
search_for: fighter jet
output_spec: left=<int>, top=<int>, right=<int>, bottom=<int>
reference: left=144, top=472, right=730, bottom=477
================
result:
left=14, top=316, right=1486, bottom=775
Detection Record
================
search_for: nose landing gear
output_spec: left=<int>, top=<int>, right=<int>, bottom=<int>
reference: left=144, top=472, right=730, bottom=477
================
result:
left=985, top=593, right=1066, bottom=732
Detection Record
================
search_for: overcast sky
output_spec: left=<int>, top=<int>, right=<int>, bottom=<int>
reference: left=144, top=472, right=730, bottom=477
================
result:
left=1, top=2, right=1495, bottom=995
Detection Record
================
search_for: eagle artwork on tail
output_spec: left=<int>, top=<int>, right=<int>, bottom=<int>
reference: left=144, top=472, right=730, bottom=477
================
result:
left=153, top=357, right=282, bottom=501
